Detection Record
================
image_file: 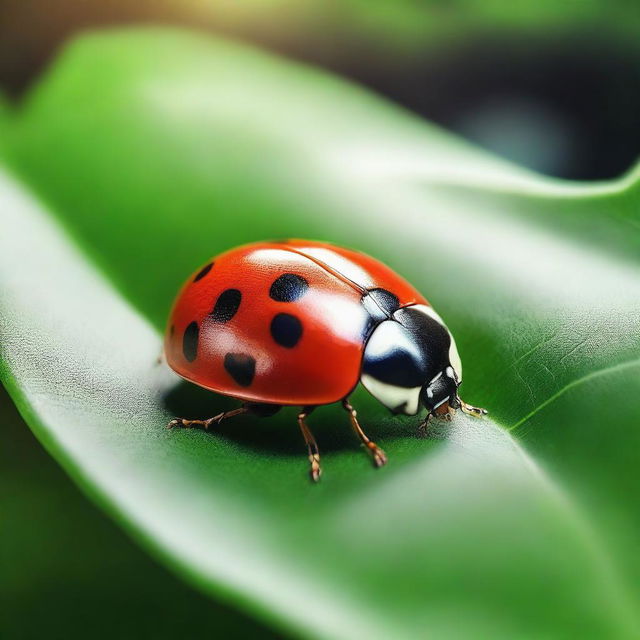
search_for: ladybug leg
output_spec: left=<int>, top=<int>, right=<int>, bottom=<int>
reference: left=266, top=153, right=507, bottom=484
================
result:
left=342, top=399, right=387, bottom=468
left=297, top=407, right=322, bottom=483
left=416, top=412, right=432, bottom=438
left=167, top=405, right=248, bottom=430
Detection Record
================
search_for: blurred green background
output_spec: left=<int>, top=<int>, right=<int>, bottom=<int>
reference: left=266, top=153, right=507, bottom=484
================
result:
left=1, top=0, right=639, bottom=180
left=1, top=2, right=638, bottom=639
left=1, top=384, right=279, bottom=639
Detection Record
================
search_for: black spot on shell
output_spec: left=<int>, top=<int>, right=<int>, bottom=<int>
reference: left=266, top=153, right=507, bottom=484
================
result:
left=269, top=273, right=309, bottom=303
left=182, top=322, right=199, bottom=362
left=224, top=353, right=256, bottom=387
left=169, top=324, right=175, bottom=336
left=270, top=313, right=303, bottom=348
left=193, top=262, right=214, bottom=282
left=211, top=289, right=241, bottom=323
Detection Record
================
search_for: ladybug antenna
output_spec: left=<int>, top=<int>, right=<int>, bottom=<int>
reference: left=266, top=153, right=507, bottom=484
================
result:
left=459, top=400, right=488, bottom=418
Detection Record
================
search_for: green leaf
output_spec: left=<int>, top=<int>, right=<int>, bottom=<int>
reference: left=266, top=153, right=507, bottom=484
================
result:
left=1, top=388, right=278, bottom=640
left=2, top=28, right=639, bottom=638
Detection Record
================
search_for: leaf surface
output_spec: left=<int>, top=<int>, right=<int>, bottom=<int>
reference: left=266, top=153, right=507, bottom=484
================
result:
left=2, top=29, right=639, bottom=639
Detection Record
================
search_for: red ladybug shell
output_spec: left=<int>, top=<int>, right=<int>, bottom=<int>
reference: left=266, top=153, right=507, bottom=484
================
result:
left=165, top=240, right=428, bottom=406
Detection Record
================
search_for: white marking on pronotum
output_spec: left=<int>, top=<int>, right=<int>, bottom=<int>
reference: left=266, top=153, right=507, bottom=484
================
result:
left=360, top=374, right=422, bottom=415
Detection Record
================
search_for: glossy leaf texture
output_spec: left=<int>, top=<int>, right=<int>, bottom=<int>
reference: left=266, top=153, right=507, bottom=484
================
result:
left=2, top=28, right=639, bottom=639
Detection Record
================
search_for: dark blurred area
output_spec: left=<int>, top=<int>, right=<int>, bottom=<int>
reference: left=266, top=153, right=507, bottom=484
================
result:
left=0, top=0, right=638, bottom=180
left=0, top=383, right=279, bottom=639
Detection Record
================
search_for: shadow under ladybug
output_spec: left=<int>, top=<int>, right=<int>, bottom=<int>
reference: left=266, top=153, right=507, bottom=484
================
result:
left=162, top=380, right=431, bottom=459
left=163, top=240, right=487, bottom=482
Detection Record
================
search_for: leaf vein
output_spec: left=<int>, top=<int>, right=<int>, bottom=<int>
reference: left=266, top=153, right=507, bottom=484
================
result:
left=509, top=358, right=640, bottom=431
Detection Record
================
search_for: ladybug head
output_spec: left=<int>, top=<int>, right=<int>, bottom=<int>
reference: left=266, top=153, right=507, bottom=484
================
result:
left=360, top=304, right=462, bottom=416
left=419, top=367, right=461, bottom=413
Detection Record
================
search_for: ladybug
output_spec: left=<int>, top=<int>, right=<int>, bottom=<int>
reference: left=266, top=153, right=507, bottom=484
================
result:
left=165, top=239, right=486, bottom=481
